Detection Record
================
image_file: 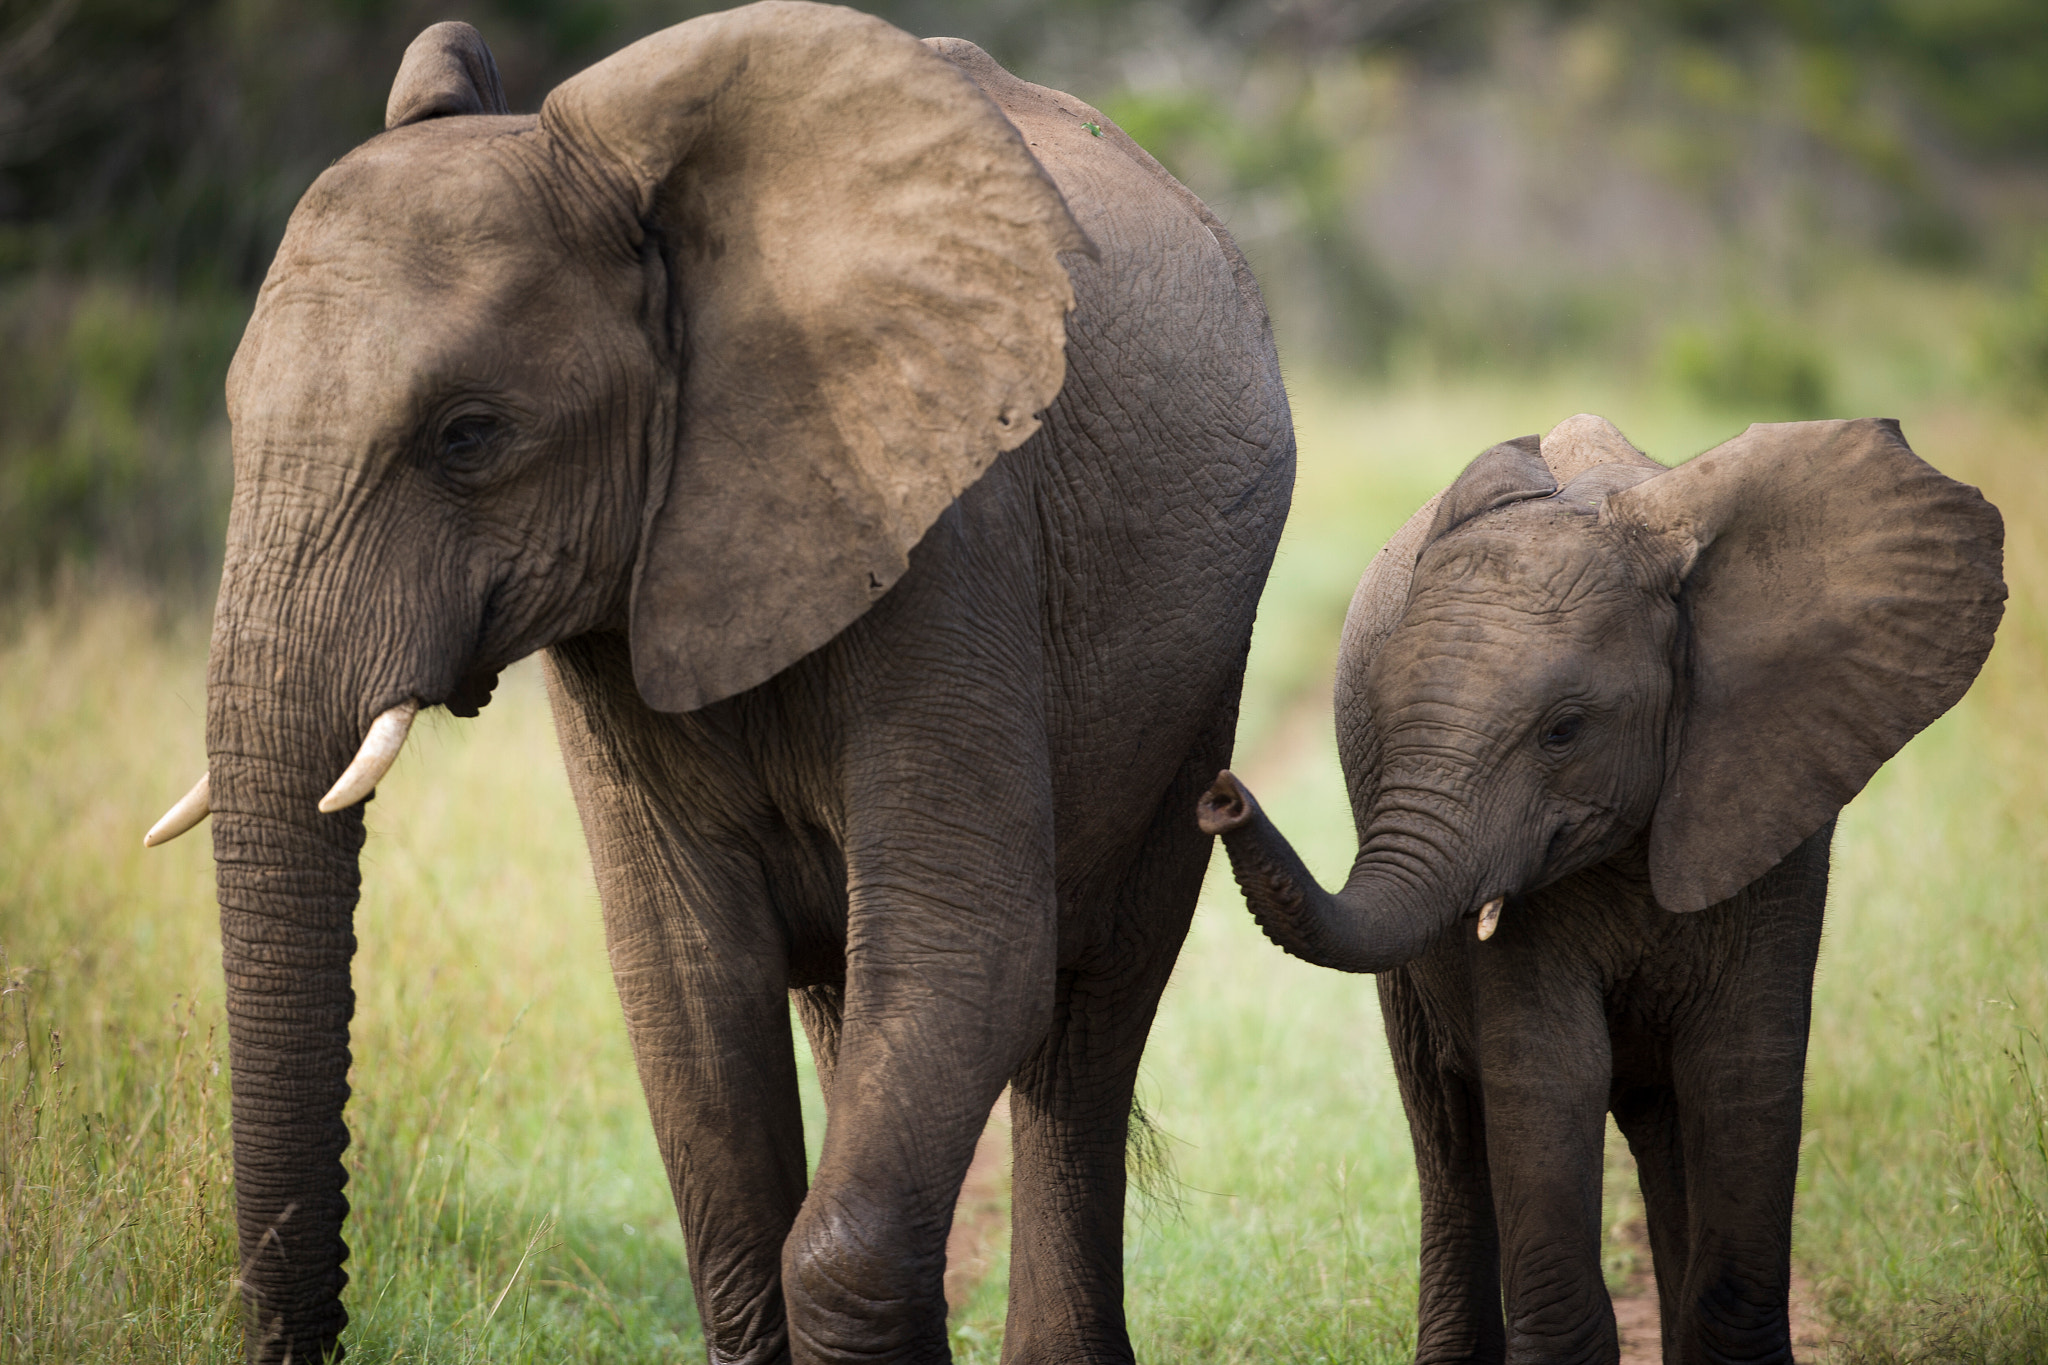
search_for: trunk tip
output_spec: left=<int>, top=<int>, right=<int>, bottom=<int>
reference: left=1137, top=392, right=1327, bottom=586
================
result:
left=1197, top=770, right=1257, bottom=836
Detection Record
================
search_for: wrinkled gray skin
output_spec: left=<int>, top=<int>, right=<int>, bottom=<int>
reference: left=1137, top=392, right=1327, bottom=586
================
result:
left=197, top=6, right=1289, bottom=1362
left=1201, top=415, right=2003, bottom=1364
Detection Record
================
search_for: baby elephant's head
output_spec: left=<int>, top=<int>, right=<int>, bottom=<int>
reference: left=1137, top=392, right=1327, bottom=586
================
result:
left=1201, top=414, right=2005, bottom=971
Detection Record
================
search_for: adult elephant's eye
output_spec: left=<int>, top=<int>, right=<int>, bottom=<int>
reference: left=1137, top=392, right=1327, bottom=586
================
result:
left=1543, top=713, right=1585, bottom=750
left=438, top=414, right=501, bottom=469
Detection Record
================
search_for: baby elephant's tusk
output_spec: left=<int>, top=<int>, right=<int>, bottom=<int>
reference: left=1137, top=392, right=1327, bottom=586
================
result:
left=318, top=701, right=419, bottom=814
left=1476, top=896, right=1505, bottom=942
left=143, top=772, right=212, bottom=848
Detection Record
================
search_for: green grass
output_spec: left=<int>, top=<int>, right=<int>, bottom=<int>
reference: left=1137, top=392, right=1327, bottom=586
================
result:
left=3, top=377, right=2045, bottom=1361
left=0, top=600, right=706, bottom=1362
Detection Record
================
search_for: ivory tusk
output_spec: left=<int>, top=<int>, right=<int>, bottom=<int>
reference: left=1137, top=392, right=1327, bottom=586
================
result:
left=1476, top=896, right=1505, bottom=942
left=143, top=772, right=212, bottom=848
left=318, top=701, right=419, bottom=814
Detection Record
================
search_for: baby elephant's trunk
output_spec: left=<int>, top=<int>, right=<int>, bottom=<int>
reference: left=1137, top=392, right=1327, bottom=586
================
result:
left=1197, top=771, right=1468, bottom=973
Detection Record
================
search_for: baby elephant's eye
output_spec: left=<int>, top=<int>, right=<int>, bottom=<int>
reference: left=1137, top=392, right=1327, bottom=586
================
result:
left=1542, top=713, right=1586, bottom=750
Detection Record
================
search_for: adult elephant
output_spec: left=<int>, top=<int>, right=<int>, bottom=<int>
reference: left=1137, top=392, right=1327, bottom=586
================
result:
left=1200, top=415, right=2002, bottom=1363
left=143, top=5, right=1293, bottom=1361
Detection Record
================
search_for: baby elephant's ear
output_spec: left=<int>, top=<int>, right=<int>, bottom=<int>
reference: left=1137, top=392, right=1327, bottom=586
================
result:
left=1604, top=419, right=2006, bottom=913
left=1424, top=435, right=1555, bottom=544
left=386, top=23, right=509, bottom=128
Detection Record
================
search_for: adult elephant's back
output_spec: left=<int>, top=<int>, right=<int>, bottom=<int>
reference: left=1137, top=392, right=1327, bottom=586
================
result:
left=931, top=39, right=1296, bottom=870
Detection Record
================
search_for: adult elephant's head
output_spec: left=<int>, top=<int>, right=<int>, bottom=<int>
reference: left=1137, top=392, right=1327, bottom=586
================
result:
left=1201, top=414, right=2004, bottom=968
left=142, top=4, right=1084, bottom=1357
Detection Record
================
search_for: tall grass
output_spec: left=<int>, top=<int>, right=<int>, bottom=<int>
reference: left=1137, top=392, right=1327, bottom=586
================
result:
left=0, top=598, right=238, bottom=1357
left=0, top=600, right=708, bottom=1361
left=0, top=978, right=237, bottom=1355
left=0, top=379, right=2043, bottom=1361
left=1794, top=402, right=2048, bottom=1362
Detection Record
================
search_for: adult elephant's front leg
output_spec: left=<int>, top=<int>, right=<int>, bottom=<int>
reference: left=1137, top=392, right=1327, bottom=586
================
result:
left=783, top=731, right=1059, bottom=1364
left=546, top=642, right=810, bottom=1364
left=608, top=852, right=810, bottom=1362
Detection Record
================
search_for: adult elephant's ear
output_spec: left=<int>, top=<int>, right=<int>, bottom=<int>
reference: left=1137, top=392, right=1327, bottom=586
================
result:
left=386, top=22, right=509, bottom=127
left=542, top=0, right=1088, bottom=712
left=1604, top=419, right=2006, bottom=913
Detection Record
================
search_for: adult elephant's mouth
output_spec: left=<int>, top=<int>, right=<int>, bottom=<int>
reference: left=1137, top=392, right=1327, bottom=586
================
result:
left=444, top=664, right=501, bottom=718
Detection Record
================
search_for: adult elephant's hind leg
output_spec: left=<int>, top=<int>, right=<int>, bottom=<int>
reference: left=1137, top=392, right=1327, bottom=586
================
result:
left=1001, top=753, right=1215, bottom=1364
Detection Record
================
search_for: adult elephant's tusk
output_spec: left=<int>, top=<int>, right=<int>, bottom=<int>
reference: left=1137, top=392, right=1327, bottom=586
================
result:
left=1476, top=896, right=1505, bottom=942
left=143, top=772, right=212, bottom=848
left=318, top=701, right=419, bottom=814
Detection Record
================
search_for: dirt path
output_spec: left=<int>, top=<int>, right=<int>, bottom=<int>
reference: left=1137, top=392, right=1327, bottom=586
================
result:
left=944, top=1091, right=1012, bottom=1310
left=1609, top=1216, right=1829, bottom=1362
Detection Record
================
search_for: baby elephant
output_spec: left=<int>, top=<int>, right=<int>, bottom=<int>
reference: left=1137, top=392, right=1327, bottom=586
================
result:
left=1200, top=415, right=2005, bottom=1364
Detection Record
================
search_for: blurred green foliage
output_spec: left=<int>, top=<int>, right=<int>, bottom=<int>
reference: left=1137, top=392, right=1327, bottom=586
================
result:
left=0, top=280, right=241, bottom=587
left=1103, top=83, right=1405, bottom=371
left=1565, top=0, right=2048, bottom=156
left=1665, top=313, right=1833, bottom=418
left=1984, top=249, right=2048, bottom=409
left=1, top=0, right=673, bottom=289
left=1, top=0, right=2045, bottom=588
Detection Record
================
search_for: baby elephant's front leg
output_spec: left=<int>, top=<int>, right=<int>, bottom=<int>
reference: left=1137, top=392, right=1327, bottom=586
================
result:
left=1470, top=933, right=1619, bottom=1364
left=1664, top=829, right=1829, bottom=1364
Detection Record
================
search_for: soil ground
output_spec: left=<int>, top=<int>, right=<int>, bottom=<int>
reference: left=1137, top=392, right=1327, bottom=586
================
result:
left=945, top=1093, right=1013, bottom=1311
left=1609, top=1215, right=1829, bottom=1363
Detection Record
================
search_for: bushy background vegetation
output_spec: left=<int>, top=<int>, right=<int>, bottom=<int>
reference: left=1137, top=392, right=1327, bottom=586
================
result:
left=3, top=0, right=2046, bottom=1360
left=3, top=0, right=2046, bottom=587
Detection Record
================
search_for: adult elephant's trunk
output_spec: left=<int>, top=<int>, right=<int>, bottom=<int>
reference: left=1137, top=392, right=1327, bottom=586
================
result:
left=1197, top=771, right=1474, bottom=973
left=207, top=605, right=371, bottom=1362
